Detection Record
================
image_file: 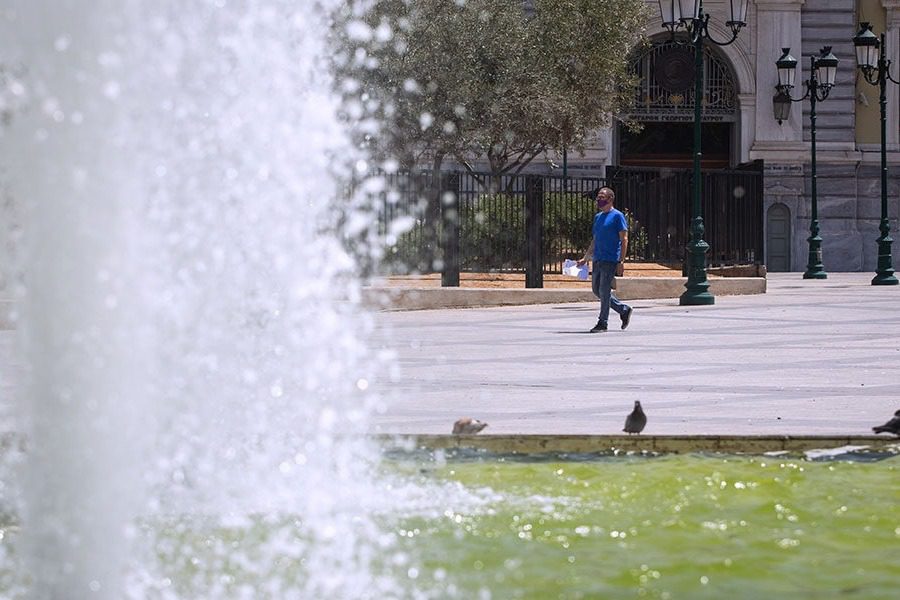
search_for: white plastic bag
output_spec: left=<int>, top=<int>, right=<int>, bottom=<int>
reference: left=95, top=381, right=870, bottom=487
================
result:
left=562, top=259, right=589, bottom=280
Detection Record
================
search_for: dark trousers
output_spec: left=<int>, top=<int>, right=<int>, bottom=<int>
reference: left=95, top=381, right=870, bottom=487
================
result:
left=592, top=260, right=628, bottom=325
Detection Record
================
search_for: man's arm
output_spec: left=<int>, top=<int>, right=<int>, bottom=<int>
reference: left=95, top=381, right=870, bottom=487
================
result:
left=577, top=237, right=595, bottom=266
left=617, top=230, right=628, bottom=276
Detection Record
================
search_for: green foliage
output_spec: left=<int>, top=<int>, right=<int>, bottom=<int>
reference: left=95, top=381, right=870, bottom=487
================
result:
left=381, top=221, right=430, bottom=274
left=332, top=0, right=651, bottom=176
left=459, top=194, right=526, bottom=270
left=543, top=193, right=595, bottom=260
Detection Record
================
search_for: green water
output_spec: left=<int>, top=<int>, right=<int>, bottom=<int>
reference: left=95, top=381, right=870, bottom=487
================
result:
left=388, top=453, right=899, bottom=599
left=1, top=453, right=897, bottom=598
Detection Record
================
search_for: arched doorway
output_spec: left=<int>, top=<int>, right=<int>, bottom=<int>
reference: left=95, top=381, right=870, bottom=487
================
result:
left=619, top=39, right=738, bottom=168
left=766, top=203, right=792, bottom=272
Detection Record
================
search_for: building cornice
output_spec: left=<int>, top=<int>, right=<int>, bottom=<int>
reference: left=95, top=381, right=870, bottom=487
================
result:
left=751, top=141, right=806, bottom=153
left=858, top=144, right=900, bottom=159
left=750, top=142, right=870, bottom=165
left=753, top=0, right=804, bottom=10
left=749, top=141, right=807, bottom=164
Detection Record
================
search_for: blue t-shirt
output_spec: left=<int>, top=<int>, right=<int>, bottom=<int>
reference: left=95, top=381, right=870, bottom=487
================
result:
left=592, top=208, right=628, bottom=262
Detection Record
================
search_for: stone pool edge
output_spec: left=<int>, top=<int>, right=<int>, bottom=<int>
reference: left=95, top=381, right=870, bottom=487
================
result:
left=373, top=434, right=899, bottom=455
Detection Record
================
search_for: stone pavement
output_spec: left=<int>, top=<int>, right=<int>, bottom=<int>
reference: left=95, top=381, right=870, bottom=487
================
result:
left=368, top=273, right=900, bottom=438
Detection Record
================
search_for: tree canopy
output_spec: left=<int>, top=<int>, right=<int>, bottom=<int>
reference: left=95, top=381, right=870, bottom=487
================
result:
left=332, top=0, right=650, bottom=178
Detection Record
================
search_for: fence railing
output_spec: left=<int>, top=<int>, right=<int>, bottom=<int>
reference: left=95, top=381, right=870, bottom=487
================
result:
left=373, top=166, right=763, bottom=283
left=605, top=165, right=764, bottom=266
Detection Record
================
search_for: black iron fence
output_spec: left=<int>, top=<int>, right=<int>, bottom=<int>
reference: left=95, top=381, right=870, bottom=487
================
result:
left=376, top=171, right=605, bottom=277
left=374, top=165, right=763, bottom=281
left=605, top=165, right=764, bottom=265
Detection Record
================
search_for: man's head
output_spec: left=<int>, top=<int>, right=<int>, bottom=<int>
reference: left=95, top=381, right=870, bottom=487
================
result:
left=596, top=187, right=615, bottom=212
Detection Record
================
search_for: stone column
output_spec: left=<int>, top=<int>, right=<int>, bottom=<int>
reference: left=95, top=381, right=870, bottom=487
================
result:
left=749, top=0, right=806, bottom=162
left=882, top=0, right=900, bottom=150
left=750, top=1, right=806, bottom=270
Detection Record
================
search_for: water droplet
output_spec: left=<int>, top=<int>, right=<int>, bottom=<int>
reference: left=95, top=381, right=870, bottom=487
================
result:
left=103, top=81, right=121, bottom=100
left=345, top=20, right=372, bottom=42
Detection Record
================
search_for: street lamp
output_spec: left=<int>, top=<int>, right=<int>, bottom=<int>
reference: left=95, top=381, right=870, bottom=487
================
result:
left=773, top=46, right=839, bottom=280
left=853, top=22, right=899, bottom=285
left=658, top=0, right=749, bottom=305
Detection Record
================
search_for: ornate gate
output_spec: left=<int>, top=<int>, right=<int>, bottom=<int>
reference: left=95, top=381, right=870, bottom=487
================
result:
left=620, top=39, right=739, bottom=168
left=626, top=39, right=738, bottom=121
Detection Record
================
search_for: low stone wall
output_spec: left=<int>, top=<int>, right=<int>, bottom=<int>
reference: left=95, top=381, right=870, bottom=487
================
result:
left=364, top=277, right=767, bottom=311
left=708, top=264, right=767, bottom=277
left=376, top=434, right=898, bottom=455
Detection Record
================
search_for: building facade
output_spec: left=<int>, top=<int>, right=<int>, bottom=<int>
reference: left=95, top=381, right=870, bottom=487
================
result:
left=562, top=0, right=900, bottom=272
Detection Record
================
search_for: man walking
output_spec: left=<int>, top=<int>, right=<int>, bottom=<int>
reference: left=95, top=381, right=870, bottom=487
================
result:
left=577, top=187, right=633, bottom=333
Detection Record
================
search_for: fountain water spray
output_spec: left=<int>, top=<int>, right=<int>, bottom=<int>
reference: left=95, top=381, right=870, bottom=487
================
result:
left=1, top=1, right=397, bottom=597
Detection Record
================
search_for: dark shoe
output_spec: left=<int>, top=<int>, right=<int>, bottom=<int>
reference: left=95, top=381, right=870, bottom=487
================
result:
left=590, top=319, right=608, bottom=333
left=620, top=306, right=633, bottom=330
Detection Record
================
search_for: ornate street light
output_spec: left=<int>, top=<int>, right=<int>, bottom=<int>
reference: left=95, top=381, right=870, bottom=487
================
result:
left=853, top=22, right=899, bottom=285
left=658, top=0, right=748, bottom=305
left=773, top=91, right=793, bottom=124
left=773, top=47, right=839, bottom=279
left=775, top=47, right=799, bottom=90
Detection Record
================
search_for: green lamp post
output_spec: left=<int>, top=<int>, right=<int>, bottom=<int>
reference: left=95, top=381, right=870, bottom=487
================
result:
left=853, top=22, right=899, bottom=285
left=658, top=0, right=749, bottom=305
left=773, top=47, right=839, bottom=279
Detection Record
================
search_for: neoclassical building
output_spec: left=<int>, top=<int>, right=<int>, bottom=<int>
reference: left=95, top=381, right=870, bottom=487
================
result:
left=563, top=0, right=900, bottom=272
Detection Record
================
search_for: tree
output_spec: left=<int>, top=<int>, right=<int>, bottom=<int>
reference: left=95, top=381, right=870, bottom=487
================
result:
left=332, top=0, right=650, bottom=181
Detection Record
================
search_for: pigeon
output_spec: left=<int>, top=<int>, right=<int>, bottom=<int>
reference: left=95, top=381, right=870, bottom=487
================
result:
left=623, top=401, right=646, bottom=434
left=872, top=409, right=900, bottom=436
left=452, top=417, right=488, bottom=435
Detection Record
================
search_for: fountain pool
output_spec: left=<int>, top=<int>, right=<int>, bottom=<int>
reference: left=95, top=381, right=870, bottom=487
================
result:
left=381, top=451, right=899, bottom=598
left=3, top=450, right=897, bottom=598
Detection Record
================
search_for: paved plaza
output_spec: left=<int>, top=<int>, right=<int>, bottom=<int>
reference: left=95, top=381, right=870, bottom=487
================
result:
left=368, top=273, right=900, bottom=437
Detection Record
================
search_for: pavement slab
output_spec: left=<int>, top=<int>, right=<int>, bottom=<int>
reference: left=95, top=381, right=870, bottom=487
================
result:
left=368, top=273, right=900, bottom=438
